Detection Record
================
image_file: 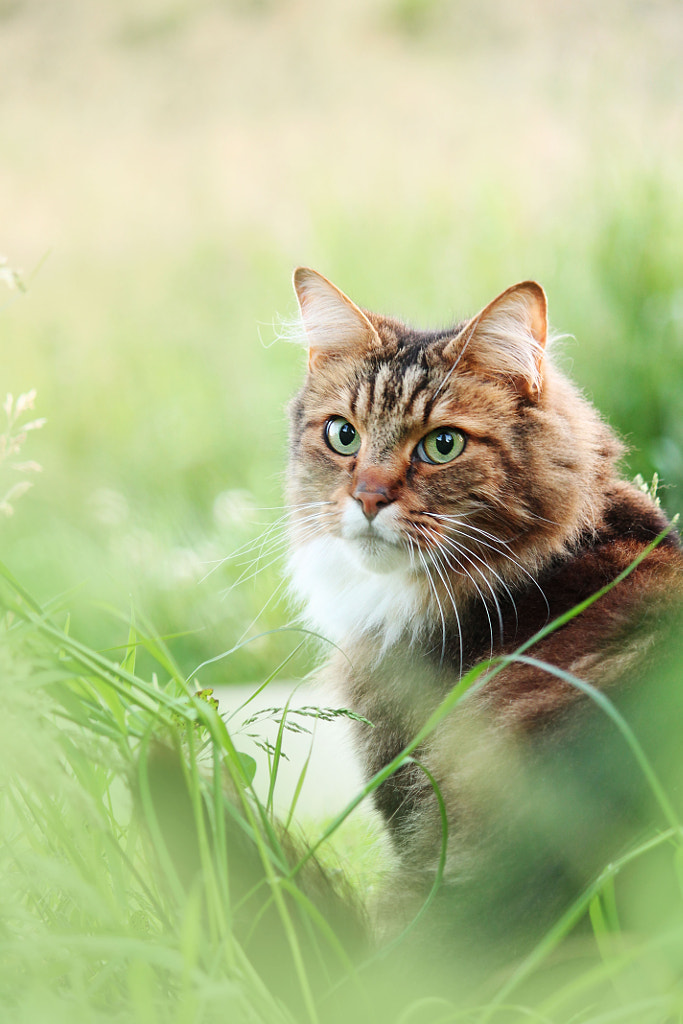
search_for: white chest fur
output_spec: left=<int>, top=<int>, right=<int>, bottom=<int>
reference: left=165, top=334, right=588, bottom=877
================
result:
left=287, top=533, right=429, bottom=649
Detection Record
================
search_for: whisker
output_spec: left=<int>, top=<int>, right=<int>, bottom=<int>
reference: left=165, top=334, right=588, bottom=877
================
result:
left=425, top=504, right=560, bottom=531
left=435, top=529, right=517, bottom=637
left=421, top=512, right=515, bottom=551
left=443, top=521, right=550, bottom=620
left=432, top=311, right=482, bottom=397
left=210, top=510, right=336, bottom=586
left=416, top=544, right=447, bottom=667
left=199, top=502, right=336, bottom=583
left=254, top=509, right=335, bottom=561
left=246, top=501, right=334, bottom=514
left=420, top=524, right=495, bottom=660
left=199, top=515, right=292, bottom=583
left=415, top=525, right=463, bottom=675
left=435, top=532, right=505, bottom=649
left=230, top=516, right=335, bottom=589
left=405, top=534, right=419, bottom=572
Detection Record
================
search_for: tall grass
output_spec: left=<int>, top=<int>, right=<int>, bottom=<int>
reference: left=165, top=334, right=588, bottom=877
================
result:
left=2, top=536, right=683, bottom=1024
left=0, top=565, right=315, bottom=1024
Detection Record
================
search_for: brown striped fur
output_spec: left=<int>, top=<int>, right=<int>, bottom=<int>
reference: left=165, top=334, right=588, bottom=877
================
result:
left=286, top=268, right=683, bottom=976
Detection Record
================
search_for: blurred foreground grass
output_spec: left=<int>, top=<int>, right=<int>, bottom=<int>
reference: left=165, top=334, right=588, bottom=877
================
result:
left=2, top=548, right=683, bottom=1024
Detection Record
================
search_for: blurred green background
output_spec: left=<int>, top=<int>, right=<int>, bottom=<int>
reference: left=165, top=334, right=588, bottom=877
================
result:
left=1, top=0, right=682, bottom=683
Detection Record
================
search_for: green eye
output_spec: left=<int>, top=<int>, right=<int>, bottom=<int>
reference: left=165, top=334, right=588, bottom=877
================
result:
left=416, top=428, right=466, bottom=465
left=325, top=416, right=361, bottom=456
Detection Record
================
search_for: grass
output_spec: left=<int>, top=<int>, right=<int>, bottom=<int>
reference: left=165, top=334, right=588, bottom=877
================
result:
left=2, top=533, right=683, bottom=1024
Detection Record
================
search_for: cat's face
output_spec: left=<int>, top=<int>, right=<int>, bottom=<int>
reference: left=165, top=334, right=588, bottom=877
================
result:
left=291, top=345, right=524, bottom=576
left=286, top=268, right=616, bottom=644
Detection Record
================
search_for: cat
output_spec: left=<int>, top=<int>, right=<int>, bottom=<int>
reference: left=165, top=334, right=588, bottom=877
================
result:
left=147, top=269, right=683, bottom=1018
left=286, top=267, right=683, bottom=995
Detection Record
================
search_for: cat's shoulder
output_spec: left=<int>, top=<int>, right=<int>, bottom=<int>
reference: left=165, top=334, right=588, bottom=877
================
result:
left=599, top=479, right=680, bottom=549
left=544, top=480, right=682, bottom=617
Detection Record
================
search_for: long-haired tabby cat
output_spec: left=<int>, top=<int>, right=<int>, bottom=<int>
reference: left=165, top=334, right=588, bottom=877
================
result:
left=286, top=267, right=683, bottom=993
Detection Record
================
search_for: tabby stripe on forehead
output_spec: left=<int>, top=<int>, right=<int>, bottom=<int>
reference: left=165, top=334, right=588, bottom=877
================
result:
left=420, top=390, right=438, bottom=425
left=349, top=378, right=361, bottom=419
left=357, top=370, right=376, bottom=420
left=377, top=368, right=402, bottom=416
left=403, top=376, right=429, bottom=418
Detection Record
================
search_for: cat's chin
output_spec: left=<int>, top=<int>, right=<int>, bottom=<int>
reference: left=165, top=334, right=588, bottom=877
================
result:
left=339, top=499, right=409, bottom=573
left=345, top=534, right=410, bottom=574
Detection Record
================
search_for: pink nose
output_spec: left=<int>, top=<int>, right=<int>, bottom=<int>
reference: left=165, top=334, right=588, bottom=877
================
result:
left=354, top=489, right=391, bottom=520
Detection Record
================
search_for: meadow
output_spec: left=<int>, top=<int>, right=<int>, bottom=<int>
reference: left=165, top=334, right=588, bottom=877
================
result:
left=1, top=0, right=683, bottom=1020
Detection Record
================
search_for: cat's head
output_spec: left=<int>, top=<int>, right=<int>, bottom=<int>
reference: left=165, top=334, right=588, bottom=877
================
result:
left=286, top=268, right=620, bottom=644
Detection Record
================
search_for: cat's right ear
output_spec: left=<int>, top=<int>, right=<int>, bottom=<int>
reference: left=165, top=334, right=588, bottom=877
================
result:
left=293, top=267, right=381, bottom=371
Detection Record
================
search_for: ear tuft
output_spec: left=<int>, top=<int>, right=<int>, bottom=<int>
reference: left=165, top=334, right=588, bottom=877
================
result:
left=447, top=281, right=548, bottom=400
left=293, top=267, right=380, bottom=369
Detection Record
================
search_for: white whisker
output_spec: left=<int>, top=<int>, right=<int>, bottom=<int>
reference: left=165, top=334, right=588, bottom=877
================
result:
left=436, top=529, right=516, bottom=640
left=441, top=519, right=550, bottom=620
left=420, top=524, right=495, bottom=660
left=416, top=544, right=447, bottom=666
left=229, top=514, right=336, bottom=588
left=415, top=524, right=463, bottom=675
left=405, top=534, right=419, bottom=572
left=199, top=502, right=336, bottom=583
left=420, top=510, right=553, bottom=635
left=247, top=501, right=334, bottom=514
left=421, top=512, right=515, bottom=552
left=432, top=312, right=481, bottom=397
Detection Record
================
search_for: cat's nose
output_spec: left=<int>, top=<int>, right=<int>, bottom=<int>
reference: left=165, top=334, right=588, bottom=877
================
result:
left=354, top=489, right=391, bottom=521
left=352, top=472, right=397, bottom=521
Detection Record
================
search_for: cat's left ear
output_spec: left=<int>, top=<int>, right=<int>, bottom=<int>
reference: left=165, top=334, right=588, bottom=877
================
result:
left=445, top=282, right=548, bottom=401
left=293, top=267, right=382, bottom=371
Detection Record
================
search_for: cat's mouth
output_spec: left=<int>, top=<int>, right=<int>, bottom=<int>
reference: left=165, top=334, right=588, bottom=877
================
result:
left=351, top=527, right=394, bottom=547
left=340, top=504, right=411, bottom=573
left=345, top=532, right=410, bottom=574
left=341, top=508, right=401, bottom=547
